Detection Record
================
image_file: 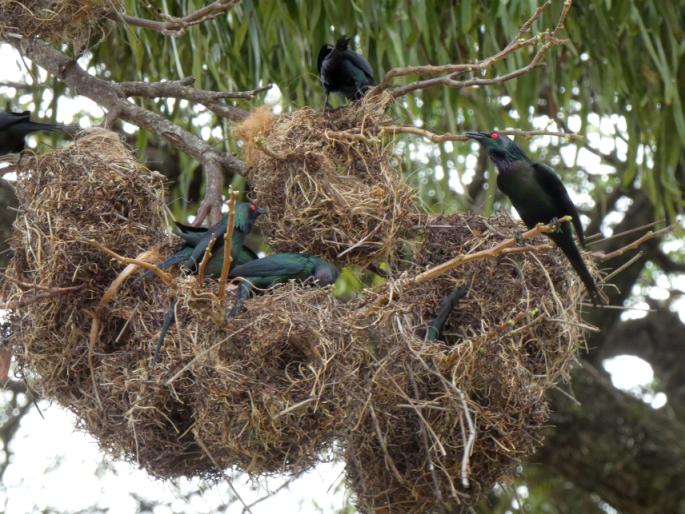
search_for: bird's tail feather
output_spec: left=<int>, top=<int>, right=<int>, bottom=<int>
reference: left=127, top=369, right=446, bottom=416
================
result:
left=552, top=233, right=602, bottom=306
left=426, top=286, right=468, bottom=342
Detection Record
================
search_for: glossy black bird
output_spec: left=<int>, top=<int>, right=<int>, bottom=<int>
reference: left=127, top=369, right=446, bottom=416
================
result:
left=318, top=35, right=375, bottom=110
left=227, top=253, right=339, bottom=317
left=466, top=130, right=602, bottom=305
left=0, top=110, right=62, bottom=156
left=134, top=202, right=264, bottom=284
left=425, top=287, right=468, bottom=342
left=139, top=202, right=263, bottom=366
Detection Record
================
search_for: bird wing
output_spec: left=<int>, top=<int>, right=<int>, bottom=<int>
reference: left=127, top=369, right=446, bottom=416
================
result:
left=0, top=111, right=31, bottom=131
left=344, top=51, right=374, bottom=82
left=532, top=162, right=585, bottom=245
left=229, top=254, right=305, bottom=278
left=317, top=45, right=333, bottom=75
left=174, top=221, right=209, bottom=246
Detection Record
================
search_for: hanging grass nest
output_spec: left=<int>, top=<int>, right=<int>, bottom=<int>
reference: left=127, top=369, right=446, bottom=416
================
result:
left=0, top=0, right=121, bottom=45
left=340, top=212, right=590, bottom=513
left=235, top=93, right=416, bottom=267
left=2, top=129, right=353, bottom=478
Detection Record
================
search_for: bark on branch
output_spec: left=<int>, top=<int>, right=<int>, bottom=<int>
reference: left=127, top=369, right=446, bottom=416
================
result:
left=115, top=0, right=241, bottom=37
left=11, top=39, right=246, bottom=225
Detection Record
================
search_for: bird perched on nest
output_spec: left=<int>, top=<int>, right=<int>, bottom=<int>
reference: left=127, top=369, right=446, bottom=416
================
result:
left=227, top=253, right=339, bottom=317
left=134, top=202, right=265, bottom=283
left=317, top=35, right=375, bottom=110
left=136, top=202, right=264, bottom=366
left=0, top=110, right=64, bottom=159
left=466, top=131, right=602, bottom=305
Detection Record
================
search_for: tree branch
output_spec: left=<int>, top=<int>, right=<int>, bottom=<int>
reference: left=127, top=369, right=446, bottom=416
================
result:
left=118, top=78, right=270, bottom=122
left=375, top=0, right=573, bottom=99
left=12, top=38, right=245, bottom=225
left=115, top=0, right=241, bottom=37
left=539, top=363, right=685, bottom=514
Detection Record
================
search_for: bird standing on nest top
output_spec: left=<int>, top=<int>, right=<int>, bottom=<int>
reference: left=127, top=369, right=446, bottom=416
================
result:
left=0, top=110, right=64, bottom=159
left=317, top=35, right=375, bottom=111
left=466, top=130, right=602, bottom=306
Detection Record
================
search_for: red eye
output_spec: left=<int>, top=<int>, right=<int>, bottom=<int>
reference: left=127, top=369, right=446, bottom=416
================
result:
left=490, top=132, right=500, bottom=139
left=249, top=204, right=257, bottom=212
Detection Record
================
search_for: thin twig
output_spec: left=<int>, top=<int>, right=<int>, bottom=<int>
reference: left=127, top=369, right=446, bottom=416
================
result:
left=196, top=234, right=218, bottom=285
left=115, top=0, right=241, bottom=37
left=414, top=217, right=572, bottom=285
left=0, top=285, right=84, bottom=309
left=85, top=239, right=174, bottom=286
left=374, top=0, right=573, bottom=98
left=407, top=366, right=443, bottom=502
left=380, top=125, right=583, bottom=143
left=596, top=225, right=673, bottom=261
left=218, top=190, right=239, bottom=301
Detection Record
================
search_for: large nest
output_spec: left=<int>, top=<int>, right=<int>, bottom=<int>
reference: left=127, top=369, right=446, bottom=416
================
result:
left=4, top=128, right=590, bottom=508
left=341, top=213, right=587, bottom=513
left=236, top=95, right=416, bottom=267
left=0, top=0, right=120, bottom=45
left=3, top=130, right=353, bottom=478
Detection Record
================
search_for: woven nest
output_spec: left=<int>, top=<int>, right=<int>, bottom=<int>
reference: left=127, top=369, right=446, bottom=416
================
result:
left=0, top=0, right=120, bottom=45
left=340, top=213, right=587, bottom=513
left=3, top=127, right=591, bottom=507
left=236, top=95, right=416, bottom=267
left=3, top=129, right=352, bottom=478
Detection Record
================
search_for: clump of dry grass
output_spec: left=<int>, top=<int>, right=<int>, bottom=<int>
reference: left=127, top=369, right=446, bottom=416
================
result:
left=3, top=127, right=590, bottom=511
left=0, top=0, right=121, bottom=45
left=340, top=213, right=587, bottom=513
left=3, top=130, right=353, bottom=478
left=236, top=93, right=416, bottom=267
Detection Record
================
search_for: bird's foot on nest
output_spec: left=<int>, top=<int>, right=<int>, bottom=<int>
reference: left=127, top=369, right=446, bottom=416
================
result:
left=549, top=217, right=563, bottom=234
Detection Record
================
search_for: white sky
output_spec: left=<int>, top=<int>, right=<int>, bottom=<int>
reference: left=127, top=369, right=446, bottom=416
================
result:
left=1, top=42, right=683, bottom=513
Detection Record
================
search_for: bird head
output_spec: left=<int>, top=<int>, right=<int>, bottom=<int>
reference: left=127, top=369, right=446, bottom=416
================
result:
left=335, top=35, right=352, bottom=50
left=313, top=258, right=339, bottom=286
left=465, top=131, right=526, bottom=166
left=234, top=202, right=266, bottom=232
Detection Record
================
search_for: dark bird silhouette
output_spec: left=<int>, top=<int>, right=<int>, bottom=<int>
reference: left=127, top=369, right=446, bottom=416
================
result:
left=318, top=35, right=375, bottom=110
left=466, top=131, right=602, bottom=305
left=424, top=287, right=468, bottom=342
left=0, top=110, right=62, bottom=156
left=139, top=202, right=264, bottom=366
left=227, top=253, right=339, bottom=317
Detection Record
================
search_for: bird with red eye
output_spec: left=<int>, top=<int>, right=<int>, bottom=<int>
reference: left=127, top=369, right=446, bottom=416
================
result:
left=133, top=201, right=266, bottom=366
left=465, top=130, right=602, bottom=305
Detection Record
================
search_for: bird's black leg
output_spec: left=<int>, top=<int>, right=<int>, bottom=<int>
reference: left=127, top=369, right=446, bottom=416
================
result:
left=226, top=281, right=251, bottom=320
left=153, top=299, right=177, bottom=367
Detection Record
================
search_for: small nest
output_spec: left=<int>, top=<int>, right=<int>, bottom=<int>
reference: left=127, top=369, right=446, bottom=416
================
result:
left=236, top=94, right=416, bottom=267
left=3, top=130, right=353, bottom=478
left=341, top=213, right=587, bottom=513
left=0, top=0, right=120, bottom=45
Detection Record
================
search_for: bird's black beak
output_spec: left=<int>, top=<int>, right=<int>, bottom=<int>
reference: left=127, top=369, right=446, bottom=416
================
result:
left=465, top=131, right=487, bottom=141
left=256, top=207, right=267, bottom=215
